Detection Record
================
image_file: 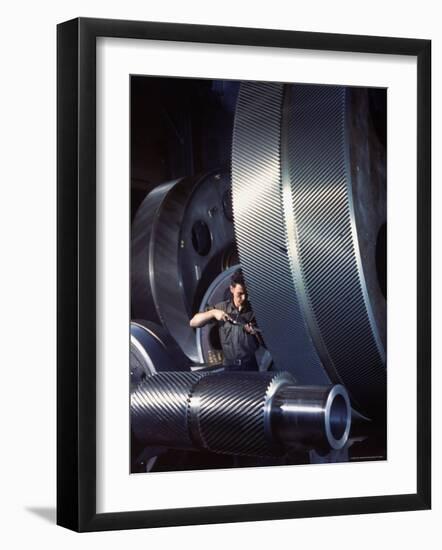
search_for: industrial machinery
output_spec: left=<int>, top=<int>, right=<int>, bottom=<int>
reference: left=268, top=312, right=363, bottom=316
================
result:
left=231, top=82, right=386, bottom=421
left=131, top=171, right=238, bottom=363
left=130, top=79, right=386, bottom=472
left=132, top=371, right=351, bottom=456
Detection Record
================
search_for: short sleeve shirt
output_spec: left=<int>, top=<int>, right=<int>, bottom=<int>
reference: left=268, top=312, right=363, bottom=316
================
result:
left=211, top=299, right=259, bottom=363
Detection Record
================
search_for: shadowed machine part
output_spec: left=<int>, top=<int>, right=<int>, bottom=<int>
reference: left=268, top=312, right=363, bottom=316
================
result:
left=131, top=371, right=351, bottom=456
left=131, top=171, right=238, bottom=363
left=130, top=320, right=191, bottom=389
left=231, top=82, right=386, bottom=420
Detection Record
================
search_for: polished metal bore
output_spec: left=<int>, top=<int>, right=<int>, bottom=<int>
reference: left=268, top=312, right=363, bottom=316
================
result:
left=231, top=82, right=386, bottom=419
left=271, top=384, right=351, bottom=451
left=131, top=371, right=351, bottom=456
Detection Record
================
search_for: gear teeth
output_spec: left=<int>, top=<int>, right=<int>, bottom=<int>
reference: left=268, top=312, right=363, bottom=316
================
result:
left=231, top=82, right=386, bottom=419
left=131, top=372, right=203, bottom=448
left=231, top=82, right=327, bottom=385
left=188, top=372, right=295, bottom=456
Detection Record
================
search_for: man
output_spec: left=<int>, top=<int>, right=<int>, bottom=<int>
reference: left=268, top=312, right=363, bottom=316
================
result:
left=189, top=269, right=260, bottom=371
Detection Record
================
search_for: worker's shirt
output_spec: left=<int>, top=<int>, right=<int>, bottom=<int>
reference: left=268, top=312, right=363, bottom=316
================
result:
left=211, top=300, right=259, bottom=363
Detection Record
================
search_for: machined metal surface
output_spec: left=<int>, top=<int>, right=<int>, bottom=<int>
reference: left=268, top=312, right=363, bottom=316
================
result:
left=130, top=321, right=192, bottom=471
left=131, top=172, right=238, bottom=362
left=131, top=371, right=351, bottom=456
left=188, top=371, right=292, bottom=456
left=231, top=82, right=386, bottom=419
left=271, top=384, right=351, bottom=451
left=131, top=371, right=204, bottom=449
left=231, top=82, right=327, bottom=386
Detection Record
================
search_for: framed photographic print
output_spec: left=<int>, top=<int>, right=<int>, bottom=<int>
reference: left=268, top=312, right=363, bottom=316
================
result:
left=57, top=17, right=431, bottom=532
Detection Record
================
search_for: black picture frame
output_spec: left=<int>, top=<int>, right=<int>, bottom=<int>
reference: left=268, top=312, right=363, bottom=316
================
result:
left=57, top=17, right=431, bottom=532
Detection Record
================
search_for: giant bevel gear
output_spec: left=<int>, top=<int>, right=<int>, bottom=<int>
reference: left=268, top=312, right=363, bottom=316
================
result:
left=231, top=82, right=386, bottom=419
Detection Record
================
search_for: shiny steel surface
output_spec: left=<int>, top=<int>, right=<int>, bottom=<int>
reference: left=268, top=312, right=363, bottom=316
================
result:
left=284, top=84, right=386, bottom=418
left=131, top=180, right=177, bottom=329
left=188, top=371, right=293, bottom=456
left=231, top=82, right=386, bottom=419
left=131, top=172, right=237, bottom=362
left=271, top=384, right=351, bottom=451
left=130, top=321, right=192, bottom=471
left=131, top=372, right=203, bottom=449
left=131, top=371, right=351, bottom=455
left=231, top=82, right=327, bottom=385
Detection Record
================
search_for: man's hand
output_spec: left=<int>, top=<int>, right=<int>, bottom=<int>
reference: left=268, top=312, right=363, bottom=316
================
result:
left=213, top=309, right=232, bottom=323
left=244, top=323, right=257, bottom=335
left=189, top=308, right=231, bottom=328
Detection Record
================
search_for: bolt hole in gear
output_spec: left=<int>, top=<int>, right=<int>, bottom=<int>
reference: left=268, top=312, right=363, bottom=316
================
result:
left=191, top=220, right=212, bottom=256
left=130, top=76, right=386, bottom=473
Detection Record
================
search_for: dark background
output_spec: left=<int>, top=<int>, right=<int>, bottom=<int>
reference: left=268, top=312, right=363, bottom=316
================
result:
left=131, top=77, right=240, bottom=220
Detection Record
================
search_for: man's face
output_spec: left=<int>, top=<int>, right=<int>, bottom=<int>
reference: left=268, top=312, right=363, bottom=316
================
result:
left=230, top=283, right=247, bottom=309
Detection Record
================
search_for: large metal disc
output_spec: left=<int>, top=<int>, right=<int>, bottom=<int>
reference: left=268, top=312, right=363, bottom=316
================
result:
left=231, top=82, right=386, bottom=419
left=131, top=171, right=238, bottom=361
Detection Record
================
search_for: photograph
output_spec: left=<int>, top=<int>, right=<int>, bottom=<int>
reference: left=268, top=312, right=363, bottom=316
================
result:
left=129, top=76, right=387, bottom=474
left=55, top=15, right=431, bottom=532
left=0, top=0, right=436, bottom=542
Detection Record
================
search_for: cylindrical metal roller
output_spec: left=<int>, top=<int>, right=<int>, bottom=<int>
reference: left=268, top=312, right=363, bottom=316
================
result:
left=130, top=321, right=193, bottom=472
left=188, top=371, right=292, bottom=455
left=231, top=82, right=386, bottom=419
left=131, top=171, right=238, bottom=362
left=131, top=371, right=204, bottom=449
left=131, top=371, right=351, bottom=456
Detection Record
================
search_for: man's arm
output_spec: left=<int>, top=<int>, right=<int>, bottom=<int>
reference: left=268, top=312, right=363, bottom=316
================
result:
left=189, top=308, right=232, bottom=328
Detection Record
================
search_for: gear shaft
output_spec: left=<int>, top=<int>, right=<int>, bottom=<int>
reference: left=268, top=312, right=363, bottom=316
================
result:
left=131, top=371, right=351, bottom=456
